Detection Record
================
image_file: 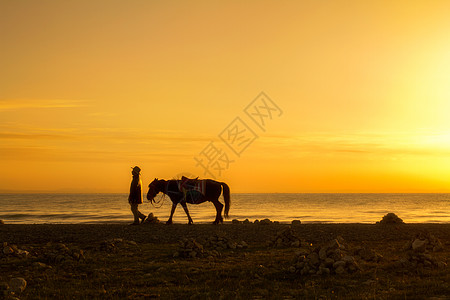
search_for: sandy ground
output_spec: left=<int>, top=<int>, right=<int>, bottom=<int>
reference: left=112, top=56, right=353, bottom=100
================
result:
left=1, top=222, right=450, bottom=299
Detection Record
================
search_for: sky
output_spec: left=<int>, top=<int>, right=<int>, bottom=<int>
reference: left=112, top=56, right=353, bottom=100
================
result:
left=1, top=0, right=450, bottom=193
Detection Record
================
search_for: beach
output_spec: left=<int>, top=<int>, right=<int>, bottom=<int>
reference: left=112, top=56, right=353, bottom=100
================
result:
left=1, top=221, right=449, bottom=299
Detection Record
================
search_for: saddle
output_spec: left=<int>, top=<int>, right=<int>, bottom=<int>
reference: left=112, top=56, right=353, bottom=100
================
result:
left=178, top=176, right=205, bottom=196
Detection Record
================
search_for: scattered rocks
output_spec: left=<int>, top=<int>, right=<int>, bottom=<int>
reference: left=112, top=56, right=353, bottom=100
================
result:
left=391, top=232, right=445, bottom=271
left=260, top=218, right=273, bottom=225
left=142, top=213, right=160, bottom=224
left=9, top=277, right=27, bottom=294
left=290, top=237, right=360, bottom=276
left=174, top=235, right=249, bottom=259
left=42, top=242, right=85, bottom=264
left=173, top=238, right=205, bottom=258
left=100, top=238, right=138, bottom=252
left=353, top=246, right=383, bottom=262
left=393, top=252, right=444, bottom=271
left=377, top=213, right=404, bottom=225
left=268, top=227, right=306, bottom=248
left=231, top=219, right=252, bottom=224
left=203, top=234, right=248, bottom=251
left=1, top=242, right=30, bottom=258
left=402, top=232, right=443, bottom=252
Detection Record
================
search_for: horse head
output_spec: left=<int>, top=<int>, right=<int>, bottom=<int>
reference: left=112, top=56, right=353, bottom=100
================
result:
left=147, top=178, right=161, bottom=203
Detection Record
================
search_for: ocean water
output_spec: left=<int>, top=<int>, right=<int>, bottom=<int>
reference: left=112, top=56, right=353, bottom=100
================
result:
left=0, top=193, right=449, bottom=224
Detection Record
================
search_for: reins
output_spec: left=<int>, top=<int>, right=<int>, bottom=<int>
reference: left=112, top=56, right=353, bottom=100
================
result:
left=148, top=180, right=167, bottom=209
left=150, top=192, right=166, bottom=209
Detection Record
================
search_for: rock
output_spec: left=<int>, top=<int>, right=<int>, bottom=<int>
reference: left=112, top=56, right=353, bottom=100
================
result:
left=378, top=213, right=404, bottom=225
left=307, top=253, right=320, bottom=267
left=290, top=236, right=359, bottom=276
left=3, top=246, right=14, bottom=255
left=259, top=218, right=272, bottom=225
left=143, top=213, right=160, bottom=224
left=335, top=266, right=346, bottom=274
left=333, top=260, right=346, bottom=269
left=175, top=238, right=204, bottom=258
left=355, top=247, right=382, bottom=262
left=411, top=239, right=427, bottom=252
left=291, top=220, right=301, bottom=225
left=240, top=241, right=248, bottom=248
left=232, top=219, right=241, bottom=224
left=33, top=262, right=50, bottom=269
left=9, top=278, right=26, bottom=294
left=437, top=261, right=447, bottom=269
left=16, top=249, right=30, bottom=258
left=243, top=219, right=251, bottom=224
left=269, top=227, right=303, bottom=248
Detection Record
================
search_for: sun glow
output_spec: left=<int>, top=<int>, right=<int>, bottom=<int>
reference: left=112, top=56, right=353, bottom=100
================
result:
left=1, top=1, right=450, bottom=192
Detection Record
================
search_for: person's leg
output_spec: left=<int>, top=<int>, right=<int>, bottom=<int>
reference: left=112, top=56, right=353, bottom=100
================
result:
left=136, top=205, right=146, bottom=223
left=130, top=203, right=140, bottom=224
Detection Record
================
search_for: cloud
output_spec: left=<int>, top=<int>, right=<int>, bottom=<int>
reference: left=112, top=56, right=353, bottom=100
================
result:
left=259, top=131, right=450, bottom=157
left=0, top=99, right=87, bottom=111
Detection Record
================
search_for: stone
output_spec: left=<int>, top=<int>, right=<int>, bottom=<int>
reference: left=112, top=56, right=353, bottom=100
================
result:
left=411, top=239, right=427, bottom=252
left=324, top=258, right=334, bottom=267
left=243, top=219, right=250, bottom=224
left=9, top=278, right=26, bottom=294
left=378, top=213, right=404, bottom=225
left=307, top=252, right=320, bottom=267
left=260, top=218, right=272, bottom=225
left=333, top=260, right=346, bottom=269
left=143, top=213, right=160, bottom=224
left=291, top=220, right=301, bottom=225
left=290, top=240, right=300, bottom=247
left=232, top=219, right=241, bottom=224
left=3, top=246, right=14, bottom=255
left=335, top=266, right=346, bottom=274
left=16, top=249, right=29, bottom=258
left=33, top=262, right=50, bottom=269
left=342, top=255, right=355, bottom=264
left=319, top=248, right=328, bottom=260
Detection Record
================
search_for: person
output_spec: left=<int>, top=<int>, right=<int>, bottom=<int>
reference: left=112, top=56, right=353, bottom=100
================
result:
left=128, top=166, right=146, bottom=225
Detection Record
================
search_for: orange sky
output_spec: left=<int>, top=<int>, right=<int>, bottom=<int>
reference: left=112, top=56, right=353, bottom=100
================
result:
left=1, top=0, right=450, bottom=193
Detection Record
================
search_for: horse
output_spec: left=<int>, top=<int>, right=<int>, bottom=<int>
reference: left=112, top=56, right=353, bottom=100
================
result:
left=147, top=177, right=230, bottom=225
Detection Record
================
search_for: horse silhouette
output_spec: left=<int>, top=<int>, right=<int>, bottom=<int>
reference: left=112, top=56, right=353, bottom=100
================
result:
left=147, top=177, right=230, bottom=224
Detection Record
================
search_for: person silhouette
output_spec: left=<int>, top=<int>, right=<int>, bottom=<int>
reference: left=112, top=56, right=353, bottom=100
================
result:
left=128, top=166, right=146, bottom=225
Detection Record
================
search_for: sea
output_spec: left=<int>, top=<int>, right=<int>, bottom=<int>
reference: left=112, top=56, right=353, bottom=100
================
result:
left=0, top=193, right=449, bottom=224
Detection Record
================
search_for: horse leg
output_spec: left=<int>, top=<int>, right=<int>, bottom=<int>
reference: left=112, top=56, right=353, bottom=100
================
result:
left=211, top=199, right=224, bottom=224
left=166, top=202, right=177, bottom=225
left=180, top=202, right=194, bottom=225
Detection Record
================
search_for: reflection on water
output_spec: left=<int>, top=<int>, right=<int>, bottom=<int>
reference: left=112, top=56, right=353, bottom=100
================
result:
left=0, top=193, right=449, bottom=224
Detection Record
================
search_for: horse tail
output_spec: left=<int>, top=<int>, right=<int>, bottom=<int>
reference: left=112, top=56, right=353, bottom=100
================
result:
left=220, top=182, right=230, bottom=218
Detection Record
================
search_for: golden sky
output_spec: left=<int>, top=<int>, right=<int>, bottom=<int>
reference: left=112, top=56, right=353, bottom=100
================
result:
left=1, top=0, right=450, bottom=193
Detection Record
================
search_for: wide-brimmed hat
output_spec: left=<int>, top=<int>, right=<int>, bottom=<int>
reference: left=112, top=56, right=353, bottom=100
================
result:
left=131, top=166, right=141, bottom=173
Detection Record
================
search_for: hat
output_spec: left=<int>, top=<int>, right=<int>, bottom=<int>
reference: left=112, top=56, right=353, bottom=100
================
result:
left=132, top=166, right=141, bottom=173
